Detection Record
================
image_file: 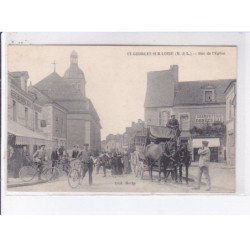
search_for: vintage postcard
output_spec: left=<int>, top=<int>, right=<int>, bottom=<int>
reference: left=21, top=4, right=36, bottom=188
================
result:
left=5, top=44, right=237, bottom=194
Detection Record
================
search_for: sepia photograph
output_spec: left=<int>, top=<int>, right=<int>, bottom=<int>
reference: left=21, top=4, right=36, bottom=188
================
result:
left=5, top=45, right=237, bottom=194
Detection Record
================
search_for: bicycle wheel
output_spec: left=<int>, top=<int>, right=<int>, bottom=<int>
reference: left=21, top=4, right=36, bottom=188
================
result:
left=68, top=168, right=80, bottom=188
left=43, top=167, right=60, bottom=182
left=19, top=165, right=37, bottom=182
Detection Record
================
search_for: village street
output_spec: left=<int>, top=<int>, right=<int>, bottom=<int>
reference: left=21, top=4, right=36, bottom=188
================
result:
left=8, top=162, right=235, bottom=193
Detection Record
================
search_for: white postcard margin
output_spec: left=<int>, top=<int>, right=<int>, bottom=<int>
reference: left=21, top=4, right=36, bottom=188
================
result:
left=1, top=32, right=250, bottom=214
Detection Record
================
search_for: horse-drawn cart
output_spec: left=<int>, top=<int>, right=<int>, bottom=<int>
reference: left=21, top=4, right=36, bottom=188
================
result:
left=132, top=125, right=191, bottom=184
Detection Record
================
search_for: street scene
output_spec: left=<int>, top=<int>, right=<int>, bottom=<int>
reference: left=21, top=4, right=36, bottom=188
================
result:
left=6, top=46, right=237, bottom=193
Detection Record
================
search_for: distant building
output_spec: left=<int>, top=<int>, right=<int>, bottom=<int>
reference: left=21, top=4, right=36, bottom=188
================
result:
left=122, top=119, right=147, bottom=151
left=104, top=119, right=147, bottom=153
left=32, top=51, right=101, bottom=151
left=225, top=80, right=236, bottom=166
left=144, top=65, right=235, bottom=162
left=104, top=134, right=122, bottom=153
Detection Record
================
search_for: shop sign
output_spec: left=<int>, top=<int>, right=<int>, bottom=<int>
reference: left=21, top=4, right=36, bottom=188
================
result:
left=195, top=114, right=223, bottom=124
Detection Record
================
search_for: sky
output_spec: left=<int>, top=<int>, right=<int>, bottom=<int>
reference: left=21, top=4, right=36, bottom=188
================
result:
left=8, top=45, right=237, bottom=139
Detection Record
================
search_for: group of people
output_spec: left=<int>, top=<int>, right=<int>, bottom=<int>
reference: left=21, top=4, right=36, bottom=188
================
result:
left=95, top=151, right=132, bottom=177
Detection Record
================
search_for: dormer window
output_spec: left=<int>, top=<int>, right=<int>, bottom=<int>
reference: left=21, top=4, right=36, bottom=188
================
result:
left=203, top=88, right=215, bottom=103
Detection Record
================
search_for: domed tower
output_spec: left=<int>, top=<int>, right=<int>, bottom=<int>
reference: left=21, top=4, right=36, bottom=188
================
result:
left=64, top=50, right=86, bottom=96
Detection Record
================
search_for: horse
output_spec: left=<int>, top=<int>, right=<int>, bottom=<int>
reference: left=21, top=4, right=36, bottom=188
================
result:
left=160, top=142, right=191, bottom=184
left=144, top=142, right=167, bottom=181
left=174, top=143, right=192, bottom=184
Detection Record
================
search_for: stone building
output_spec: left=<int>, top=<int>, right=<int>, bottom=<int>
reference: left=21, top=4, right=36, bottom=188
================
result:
left=225, top=80, right=236, bottom=166
left=28, top=85, right=67, bottom=148
left=8, top=71, right=52, bottom=156
left=144, top=65, right=235, bottom=162
left=33, top=51, right=101, bottom=152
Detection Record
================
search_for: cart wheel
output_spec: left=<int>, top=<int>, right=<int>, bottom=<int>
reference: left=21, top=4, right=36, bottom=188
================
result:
left=19, top=166, right=36, bottom=182
left=68, top=169, right=80, bottom=188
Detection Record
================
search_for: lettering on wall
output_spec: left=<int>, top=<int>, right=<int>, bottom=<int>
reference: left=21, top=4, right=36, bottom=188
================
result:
left=195, top=114, right=223, bottom=124
left=11, top=90, right=42, bottom=113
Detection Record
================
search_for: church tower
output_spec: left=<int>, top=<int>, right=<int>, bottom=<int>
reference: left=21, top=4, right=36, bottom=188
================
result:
left=64, top=50, right=86, bottom=96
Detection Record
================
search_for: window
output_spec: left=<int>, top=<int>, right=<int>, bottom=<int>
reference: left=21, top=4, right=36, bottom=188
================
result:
left=25, top=107, right=28, bottom=126
left=159, top=111, right=170, bottom=126
left=55, top=116, right=59, bottom=133
left=204, top=90, right=214, bottom=102
left=13, top=100, right=17, bottom=121
left=35, top=112, right=38, bottom=130
left=180, top=113, right=190, bottom=131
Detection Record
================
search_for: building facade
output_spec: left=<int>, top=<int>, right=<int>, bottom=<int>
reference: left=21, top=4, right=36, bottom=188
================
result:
left=144, top=65, right=235, bottom=162
left=225, top=80, right=236, bottom=166
left=8, top=72, right=52, bottom=155
left=28, top=85, right=68, bottom=148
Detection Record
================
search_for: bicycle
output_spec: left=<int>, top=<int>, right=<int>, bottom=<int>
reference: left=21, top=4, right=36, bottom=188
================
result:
left=68, top=159, right=86, bottom=188
left=49, top=159, right=71, bottom=181
left=19, top=161, right=54, bottom=182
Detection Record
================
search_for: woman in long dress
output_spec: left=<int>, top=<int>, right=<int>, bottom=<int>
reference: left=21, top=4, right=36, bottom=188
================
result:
left=123, top=152, right=131, bottom=174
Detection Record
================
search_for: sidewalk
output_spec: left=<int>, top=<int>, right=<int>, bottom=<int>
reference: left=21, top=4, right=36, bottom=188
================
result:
left=7, top=177, right=47, bottom=188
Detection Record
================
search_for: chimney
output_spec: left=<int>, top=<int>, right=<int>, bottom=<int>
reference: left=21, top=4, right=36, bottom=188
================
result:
left=170, top=65, right=178, bottom=83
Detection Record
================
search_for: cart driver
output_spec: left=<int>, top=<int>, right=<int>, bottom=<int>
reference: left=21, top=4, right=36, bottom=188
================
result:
left=166, top=114, right=181, bottom=137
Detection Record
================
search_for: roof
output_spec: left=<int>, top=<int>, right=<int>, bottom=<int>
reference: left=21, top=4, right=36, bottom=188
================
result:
left=28, top=85, right=68, bottom=112
left=8, top=71, right=29, bottom=89
left=34, top=71, right=85, bottom=100
left=144, top=69, right=175, bottom=108
left=224, top=80, right=236, bottom=94
left=174, top=79, right=234, bottom=106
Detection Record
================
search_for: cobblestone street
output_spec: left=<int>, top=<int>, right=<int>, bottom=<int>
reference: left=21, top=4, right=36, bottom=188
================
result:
left=8, top=163, right=235, bottom=193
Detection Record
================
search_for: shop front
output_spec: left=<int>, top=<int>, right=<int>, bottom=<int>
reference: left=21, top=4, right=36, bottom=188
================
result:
left=192, top=138, right=221, bottom=162
left=7, top=120, right=53, bottom=178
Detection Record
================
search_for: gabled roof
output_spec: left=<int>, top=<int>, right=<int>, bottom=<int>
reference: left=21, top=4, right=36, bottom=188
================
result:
left=34, top=71, right=85, bottom=100
left=174, top=79, right=234, bottom=106
left=144, top=69, right=175, bottom=108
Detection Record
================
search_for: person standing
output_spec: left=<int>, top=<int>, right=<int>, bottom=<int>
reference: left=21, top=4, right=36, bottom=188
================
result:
left=72, top=145, right=79, bottom=159
left=22, top=146, right=31, bottom=166
left=123, top=152, right=131, bottom=174
left=33, top=145, right=46, bottom=180
left=11, top=147, right=22, bottom=178
left=51, top=147, right=59, bottom=168
left=78, top=144, right=93, bottom=185
left=193, top=141, right=211, bottom=191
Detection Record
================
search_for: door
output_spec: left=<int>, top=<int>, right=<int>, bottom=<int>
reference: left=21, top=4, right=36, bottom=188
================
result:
left=210, top=147, right=218, bottom=162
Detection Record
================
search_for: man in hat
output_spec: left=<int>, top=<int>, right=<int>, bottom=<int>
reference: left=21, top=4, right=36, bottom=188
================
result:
left=193, top=140, right=211, bottom=191
left=166, top=114, right=181, bottom=137
left=78, top=144, right=93, bottom=185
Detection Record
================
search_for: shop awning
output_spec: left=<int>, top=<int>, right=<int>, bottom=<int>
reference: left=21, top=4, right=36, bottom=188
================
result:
left=8, top=119, right=51, bottom=146
left=192, top=138, right=220, bottom=148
